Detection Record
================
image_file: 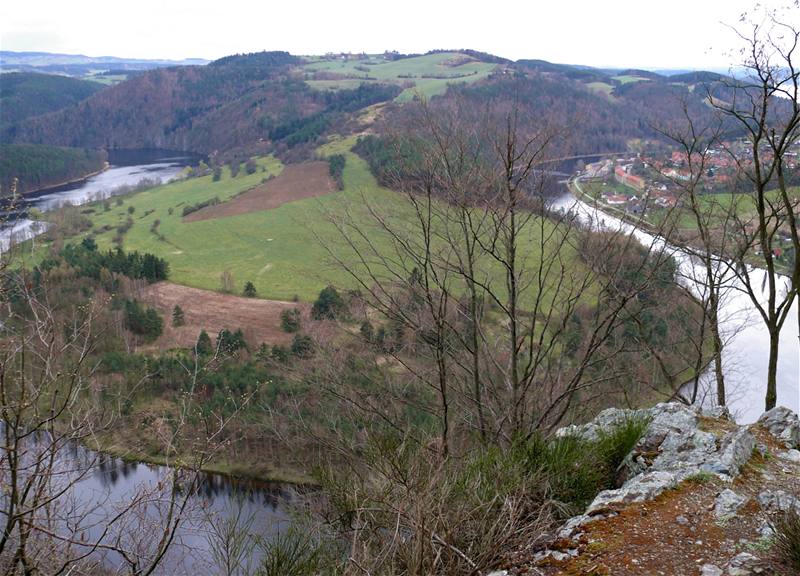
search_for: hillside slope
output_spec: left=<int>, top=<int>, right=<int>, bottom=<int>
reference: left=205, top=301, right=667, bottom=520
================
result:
left=4, top=52, right=400, bottom=155
left=0, top=72, right=104, bottom=131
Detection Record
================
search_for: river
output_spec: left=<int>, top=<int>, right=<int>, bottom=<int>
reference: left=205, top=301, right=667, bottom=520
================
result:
left=0, top=149, right=195, bottom=251
left=553, top=181, right=799, bottom=424
left=1, top=153, right=797, bottom=573
left=1, top=150, right=296, bottom=574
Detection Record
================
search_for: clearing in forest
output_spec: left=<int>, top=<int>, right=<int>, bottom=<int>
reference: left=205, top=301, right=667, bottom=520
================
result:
left=139, top=282, right=302, bottom=349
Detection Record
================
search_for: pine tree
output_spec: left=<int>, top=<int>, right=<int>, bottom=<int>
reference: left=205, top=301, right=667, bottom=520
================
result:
left=172, top=305, right=185, bottom=327
left=243, top=281, right=257, bottom=297
left=196, top=329, right=213, bottom=356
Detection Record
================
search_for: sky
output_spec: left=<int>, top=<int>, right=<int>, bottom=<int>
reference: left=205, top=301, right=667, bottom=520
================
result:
left=1, top=0, right=798, bottom=69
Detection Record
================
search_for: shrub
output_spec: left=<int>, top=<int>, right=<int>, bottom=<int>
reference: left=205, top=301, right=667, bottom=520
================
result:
left=182, top=196, right=221, bottom=216
left=217, top=328, right=248, bottom=355
left=291, top=334, right=314, bottom=358
left=212, top=166, right=222, bottom=181
left=311, top=286, right=346, bottom=320
left=772, top=507, right=800, bottom=571
left=245, top=158, right=257, bottom=175
left=220, top=269, right=234, bottom=293
left=196, top=330, right=213, bottom=355
left=360, top=320, right=374, bottom=342
left=123, top=300, right=163, bottom=341
left=172, top=305, right=185, bottom=327
left=328, top=154, right=346, bottom=190
left=271, top=345, right=290, bottom=363
left=243, top=281, right=257, bottom=297
left=258, top=527, right=325, bottom=576
left=280, top=308, right=301, bottom=332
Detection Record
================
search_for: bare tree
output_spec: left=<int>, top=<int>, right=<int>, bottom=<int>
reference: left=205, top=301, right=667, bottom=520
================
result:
left=711, top=3, right=800, bottom=409
left=319, top=97, right=697, bottom=449
left=655, top=108, right=740, bottom=406
left=0, top=254, right=248, bottom=574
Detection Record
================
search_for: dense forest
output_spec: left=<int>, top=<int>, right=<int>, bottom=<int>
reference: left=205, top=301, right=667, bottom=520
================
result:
left=3, top=52, right=400, bottom=154
left=0, top=72, right=104, bottom=131
left=0, top=144, right=107, bottom=196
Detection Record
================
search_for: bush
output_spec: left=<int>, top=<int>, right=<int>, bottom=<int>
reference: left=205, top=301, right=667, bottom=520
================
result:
left=243, top=281, right=257, bottom=297
left=318, top=416, right=652, bottom=574
left=182, top=196, right=221, bottom=217
left=196, top=330, right=213, bottom=355
left=360, top=320, right=374, bottom=342
left=773, top=507, right=800, bottom=571
left=245, top=158, right=257, bottom=175
left=123, top=299, right=163, bottom=341
left=258, top=527, right=326, bottom=576
left=291, top=334, right=314, bottom=358
left=311, top=286, right=346, bottom=320
left=280, top=308, right=301, bottom=332
left=327, top=154, right=346, bottom=190
left=217, top=329, right=248, bottom=355
left=172, top=305, right=185, bottom=327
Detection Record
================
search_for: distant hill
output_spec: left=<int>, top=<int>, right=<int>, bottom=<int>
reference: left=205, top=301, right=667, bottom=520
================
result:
left=0, top=72, right=105, bottom=131
left=0, top=50, right=208, bottom=77
left=2, top=49, right=744, bottom=159
left=4, top=51, right=401, bottom=155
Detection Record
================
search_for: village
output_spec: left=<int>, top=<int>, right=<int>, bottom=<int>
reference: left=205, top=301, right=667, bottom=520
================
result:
left=579, top=139, right=800, bottom=219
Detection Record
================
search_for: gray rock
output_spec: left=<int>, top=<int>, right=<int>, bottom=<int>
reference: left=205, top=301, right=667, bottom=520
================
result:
left=726, top=551, right=766, bottom=575
left=676, top=514, right=690, bottom=525
left=757, top=489, right=800, bottom=513
left=587, top=471, right=678, bottom=514
left=756, top=521, right=774, bottom=538
left=779, top=449, right=800, bottom=463
left=703, top=405, right=732, bottom=421
left=701, top=565, right=723, bottom=576
left=757, top=406, right=800, bottom=448
left=701, top=428, right=756, bottom=478
left=714, top=489, right=749, bottom=519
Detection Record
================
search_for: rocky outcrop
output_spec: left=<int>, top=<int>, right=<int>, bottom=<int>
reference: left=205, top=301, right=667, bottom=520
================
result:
left=757, top=406, right=800, bottom=448
left=557, top=402, right=757, bottom=534
left=525, top=402, right=800, bottom=575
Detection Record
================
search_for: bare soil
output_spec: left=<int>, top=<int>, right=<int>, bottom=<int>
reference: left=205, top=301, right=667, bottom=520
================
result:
left=509, top=424, right=799, bottom=576
left=184, top=161, right=336, bottom=222
left=139, top=282, right=305, bottom=349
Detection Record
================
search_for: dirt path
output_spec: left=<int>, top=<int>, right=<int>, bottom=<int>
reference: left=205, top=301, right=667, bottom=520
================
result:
left=184, top=162, right=336, bottom=222
left=139, top=282, right=305, bottom=349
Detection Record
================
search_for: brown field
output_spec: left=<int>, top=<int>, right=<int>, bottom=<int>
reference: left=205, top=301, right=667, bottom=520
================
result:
left=139, top=282, right=305, bottom=349
left=184, top=161, right=336, bottom=222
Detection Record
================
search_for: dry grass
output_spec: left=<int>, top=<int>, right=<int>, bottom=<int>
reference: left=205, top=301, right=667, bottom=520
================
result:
left=137, top=282, right=306, bottom=349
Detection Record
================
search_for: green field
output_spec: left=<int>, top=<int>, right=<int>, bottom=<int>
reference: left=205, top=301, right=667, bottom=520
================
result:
left=32, top=136, right=589, bottom=306
left=303, top=52, right=497, bottom=101
left=586, top=81, right=615, bottom=98
left=613, top=75, right=650, bottom=85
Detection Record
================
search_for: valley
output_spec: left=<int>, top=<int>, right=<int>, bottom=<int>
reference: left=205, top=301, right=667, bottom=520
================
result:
left=1, top=20, right=799, bottom=574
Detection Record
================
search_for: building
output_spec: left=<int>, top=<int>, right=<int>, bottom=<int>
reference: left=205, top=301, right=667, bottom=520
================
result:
left=614, top=165, right=646, bottom=192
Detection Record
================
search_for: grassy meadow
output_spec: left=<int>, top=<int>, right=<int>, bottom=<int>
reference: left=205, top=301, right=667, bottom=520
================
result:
left=30, top=136, right=590, bottom=308
left=303, top=52, right=497, bottom=101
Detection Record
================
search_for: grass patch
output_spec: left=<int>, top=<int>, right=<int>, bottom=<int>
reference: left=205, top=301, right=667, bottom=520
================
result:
left=304, top=52, right=497, bottom=101
left=772, top=507, right=800, bottom=570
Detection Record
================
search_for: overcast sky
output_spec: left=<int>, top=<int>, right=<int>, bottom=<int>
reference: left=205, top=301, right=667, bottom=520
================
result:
left=1, top=0, right=797, bottom=68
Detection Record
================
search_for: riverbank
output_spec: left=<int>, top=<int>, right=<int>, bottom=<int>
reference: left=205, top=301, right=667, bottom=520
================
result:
left=16, top=162, right=110, bottom=199
left=86, top=426, right=315, bottom=486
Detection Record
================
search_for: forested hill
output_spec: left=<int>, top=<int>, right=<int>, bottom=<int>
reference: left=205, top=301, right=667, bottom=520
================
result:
left=2, top=49, right=740, bottom=158
left=0, top=72, right=105, bottom=131
left=0, top=144, right=107, bottom=197
left=3, top=51, right=401, bottom=155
